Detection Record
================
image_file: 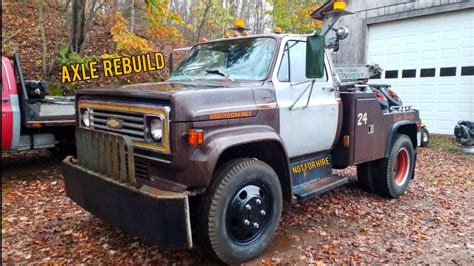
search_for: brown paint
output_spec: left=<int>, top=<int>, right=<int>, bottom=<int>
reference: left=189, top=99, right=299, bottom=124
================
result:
left=331, top=92, right=419, bottom=167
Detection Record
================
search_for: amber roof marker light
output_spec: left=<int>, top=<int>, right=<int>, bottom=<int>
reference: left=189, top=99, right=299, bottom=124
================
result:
left=228, top=18, right=251, bottom=37
left=334, top=0, right=346, bottom=11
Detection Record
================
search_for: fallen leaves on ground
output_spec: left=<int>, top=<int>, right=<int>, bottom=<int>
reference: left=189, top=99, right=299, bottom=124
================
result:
left=2, top=143, right=473, bottom=264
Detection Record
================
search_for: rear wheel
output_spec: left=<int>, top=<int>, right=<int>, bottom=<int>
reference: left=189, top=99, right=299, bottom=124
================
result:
left=357, top=162, right=376, bottom=192
left=198, top=158, right=282, bottom=264
left=372, top=134, right=414, bottom=198
left=420, top=127, right=430, bottom=147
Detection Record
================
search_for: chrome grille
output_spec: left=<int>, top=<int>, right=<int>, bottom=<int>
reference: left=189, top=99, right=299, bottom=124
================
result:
left=134, top=159, right=149, bottom=180
left=90, top=109, right=145, bottom=140
left=78, top=100, right=171, bottom=154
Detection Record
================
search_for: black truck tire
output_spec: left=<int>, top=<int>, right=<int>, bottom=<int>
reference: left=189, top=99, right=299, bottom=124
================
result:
left=49, top=143, right=76, bottom=160
left=357, top=162, right=376, bottom=192
left=370, top=87, right=390, bottom=111
left=380, top=87, right=403, bottom=106
left=198, top=158, right=282, bottom=264
left=420, top=127, right=430, bottom=147
left=372, top=134, right=414, bottom=198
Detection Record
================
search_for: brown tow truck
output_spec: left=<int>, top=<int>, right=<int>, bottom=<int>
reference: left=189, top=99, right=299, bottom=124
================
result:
left=62, top=6, right=420, bottom=264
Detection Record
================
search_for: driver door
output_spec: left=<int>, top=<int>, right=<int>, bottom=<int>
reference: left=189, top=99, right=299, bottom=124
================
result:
left=273, top=37, right=339, bottom=158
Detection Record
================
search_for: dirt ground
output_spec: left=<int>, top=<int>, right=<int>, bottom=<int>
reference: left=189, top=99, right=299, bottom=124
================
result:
left=2, top=136, right=473, bottom=264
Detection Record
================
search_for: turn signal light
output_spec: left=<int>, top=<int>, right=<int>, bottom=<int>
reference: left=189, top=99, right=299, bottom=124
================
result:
left=188, top=129, right=204, bottom=145
left=343, top=135, right=350, bottom=147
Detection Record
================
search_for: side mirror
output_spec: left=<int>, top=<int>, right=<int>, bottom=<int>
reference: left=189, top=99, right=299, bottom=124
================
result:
left=305, top=35, right=325, bottom=79
left=335, top=27, right=349, bottom=40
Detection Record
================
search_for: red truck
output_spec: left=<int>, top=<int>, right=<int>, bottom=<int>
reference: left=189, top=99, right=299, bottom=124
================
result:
left=2, top=54, right=75, bottom=154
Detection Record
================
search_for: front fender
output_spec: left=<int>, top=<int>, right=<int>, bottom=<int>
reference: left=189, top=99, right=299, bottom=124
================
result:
left=189, top=125, right=289, bottom=187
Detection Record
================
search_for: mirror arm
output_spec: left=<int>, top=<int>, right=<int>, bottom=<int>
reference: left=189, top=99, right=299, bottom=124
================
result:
left=321, top=15, right=340, bottom=37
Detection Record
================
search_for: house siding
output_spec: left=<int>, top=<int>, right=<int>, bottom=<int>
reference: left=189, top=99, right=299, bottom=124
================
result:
left=329, top=0, right=473, bottom=65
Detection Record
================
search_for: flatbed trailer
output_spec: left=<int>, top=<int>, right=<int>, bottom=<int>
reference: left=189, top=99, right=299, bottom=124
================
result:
left=2, top=54, right=75, bottom=152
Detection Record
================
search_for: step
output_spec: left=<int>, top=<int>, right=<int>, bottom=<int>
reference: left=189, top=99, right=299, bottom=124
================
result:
left=293, top=175, right=348, bottom=201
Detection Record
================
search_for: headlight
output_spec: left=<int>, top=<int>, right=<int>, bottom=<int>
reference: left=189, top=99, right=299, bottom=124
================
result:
left=149, top=117, right=163, bottom=141
left=82, top=109, right=91, bottom=127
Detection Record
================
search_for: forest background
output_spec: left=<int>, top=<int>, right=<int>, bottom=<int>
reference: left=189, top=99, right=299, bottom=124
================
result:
left=2, top=0, right=323, bottom=94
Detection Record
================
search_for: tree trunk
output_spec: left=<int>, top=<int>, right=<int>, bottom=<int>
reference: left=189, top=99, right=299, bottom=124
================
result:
left=38, top=0, right=48, bottom=77
left=196, top=0, right=212, bottom=42
left=130, top=0, right=135, bottom=33
left=70, top=0, right=86, bottom=54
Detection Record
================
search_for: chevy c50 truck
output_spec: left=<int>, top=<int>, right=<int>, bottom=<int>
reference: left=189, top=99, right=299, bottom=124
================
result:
left=62, top=6, right=421, bottom=264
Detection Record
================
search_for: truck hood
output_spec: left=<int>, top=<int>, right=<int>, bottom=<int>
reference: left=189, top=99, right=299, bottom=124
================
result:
left=77, top=81, right=263, bottom=122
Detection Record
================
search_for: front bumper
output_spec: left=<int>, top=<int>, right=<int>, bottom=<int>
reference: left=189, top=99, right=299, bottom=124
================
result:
left=62, top=156, right=193, bottom=248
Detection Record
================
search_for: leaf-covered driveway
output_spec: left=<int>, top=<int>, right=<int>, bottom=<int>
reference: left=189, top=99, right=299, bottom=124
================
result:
left=2, top=140, right=473, bottom=264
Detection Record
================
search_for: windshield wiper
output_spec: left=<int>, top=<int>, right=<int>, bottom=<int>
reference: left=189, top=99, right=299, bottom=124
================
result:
left=205, top=69, right=234, bottom=81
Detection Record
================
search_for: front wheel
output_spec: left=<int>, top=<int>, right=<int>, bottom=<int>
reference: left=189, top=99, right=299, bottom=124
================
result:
left=373, top=134, right=415, bottom=198
left=198, top=158, right=283, bottom=264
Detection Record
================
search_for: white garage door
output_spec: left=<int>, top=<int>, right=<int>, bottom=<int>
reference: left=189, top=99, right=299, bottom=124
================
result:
left=368, top=9, right=474, bottom=134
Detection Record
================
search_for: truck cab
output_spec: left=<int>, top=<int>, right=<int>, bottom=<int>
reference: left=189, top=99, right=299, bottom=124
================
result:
left=62, top=10, right=420, bottom=264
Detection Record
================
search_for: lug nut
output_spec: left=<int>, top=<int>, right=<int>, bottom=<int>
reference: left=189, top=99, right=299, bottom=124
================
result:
left=244, top=219, right=250, bottom=226
left=245, top=204, right=252, bottom=210
left=260, top=210, right=266, bottom=216
left=256, top=199, right=261, bottom=205
left=253, top=222, right=259, bottom=229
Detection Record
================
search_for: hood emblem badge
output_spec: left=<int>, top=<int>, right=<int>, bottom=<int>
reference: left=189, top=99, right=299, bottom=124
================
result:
left=106, top=118, right=123, bottom=129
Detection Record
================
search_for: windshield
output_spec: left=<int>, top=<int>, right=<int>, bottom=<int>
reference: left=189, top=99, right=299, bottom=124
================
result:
left=169, top=38, right=276, bottom=81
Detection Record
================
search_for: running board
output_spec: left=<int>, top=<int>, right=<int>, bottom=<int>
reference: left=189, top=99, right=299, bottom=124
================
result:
left=293, top=175, right=348, bottom=201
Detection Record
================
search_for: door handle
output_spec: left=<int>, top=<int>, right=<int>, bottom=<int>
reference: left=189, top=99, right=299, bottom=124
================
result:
left=2, top=97, right=10, bottom=102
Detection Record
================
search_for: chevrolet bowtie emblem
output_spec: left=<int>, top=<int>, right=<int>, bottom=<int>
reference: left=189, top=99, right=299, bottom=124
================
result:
left=106, top=118, right=123, bottom=129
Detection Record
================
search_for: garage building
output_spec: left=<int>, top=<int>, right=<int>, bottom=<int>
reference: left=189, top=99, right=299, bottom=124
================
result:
left=327, top=0, right=474, bottom=134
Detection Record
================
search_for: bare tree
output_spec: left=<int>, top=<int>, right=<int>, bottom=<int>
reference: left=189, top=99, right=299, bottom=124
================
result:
left=38, top=0, right=48, bottom=77
left=196, top=0, right=212, bottom=42
left=70, top=0, right=86, bottom=54
left=130, top=0, right=135, bottom=33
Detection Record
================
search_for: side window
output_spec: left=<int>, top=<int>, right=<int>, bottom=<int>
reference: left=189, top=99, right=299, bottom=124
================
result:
left=278, top=41, right=325, bottom=83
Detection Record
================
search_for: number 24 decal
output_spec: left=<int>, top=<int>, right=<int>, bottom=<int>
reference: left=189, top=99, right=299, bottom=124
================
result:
left=357, top=112, right=368, bottom=126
